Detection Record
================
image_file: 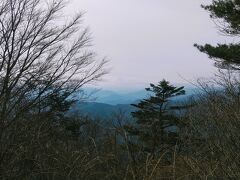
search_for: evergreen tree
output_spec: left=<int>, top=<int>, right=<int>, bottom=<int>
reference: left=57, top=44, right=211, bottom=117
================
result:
left=126, top=80, right=185, bottom=155
left=194, top=0, right=240, bottom=70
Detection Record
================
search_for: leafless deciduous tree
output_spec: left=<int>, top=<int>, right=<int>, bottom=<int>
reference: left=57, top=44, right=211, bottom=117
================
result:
left=0, top=0, right=107, bottom=124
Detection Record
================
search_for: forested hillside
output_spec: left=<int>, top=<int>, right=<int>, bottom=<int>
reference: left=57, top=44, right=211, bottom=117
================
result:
left=0, top=0, right=240, bottom=179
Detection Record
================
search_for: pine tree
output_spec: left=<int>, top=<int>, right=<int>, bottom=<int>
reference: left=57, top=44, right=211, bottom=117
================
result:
left=194, top=0, right=240, bottom=70
left=126, top=80, right=185, bottom=155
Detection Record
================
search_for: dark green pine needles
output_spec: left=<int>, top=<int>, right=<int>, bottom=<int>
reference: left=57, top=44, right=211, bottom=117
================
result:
left=126, top=79, right=185, bottom=155
left=195, top=0, right=240, bottom=70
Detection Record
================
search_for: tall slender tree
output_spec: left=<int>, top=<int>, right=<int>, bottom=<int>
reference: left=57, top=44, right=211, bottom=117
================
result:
left=126, top=79, right=185, bottom=155
left=0, top=1, right=107, bottom=178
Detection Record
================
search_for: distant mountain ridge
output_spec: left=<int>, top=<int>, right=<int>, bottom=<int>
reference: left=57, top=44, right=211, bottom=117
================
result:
left=84, top=89, right=149, bottom=105
left=69, top=87, right=197, bottom=119
left=69, top=102, right=136, bottom=119
left=83, top=87, right=196, bottom=105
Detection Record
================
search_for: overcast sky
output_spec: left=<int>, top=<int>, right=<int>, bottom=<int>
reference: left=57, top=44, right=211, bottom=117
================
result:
left=67, top=0, right=227, bottom=90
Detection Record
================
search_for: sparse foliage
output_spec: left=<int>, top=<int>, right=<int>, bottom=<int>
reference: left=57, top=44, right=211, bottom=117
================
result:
left=195, top=0, right=240, bottom=69
left=0, top=0, right=107, bottom=124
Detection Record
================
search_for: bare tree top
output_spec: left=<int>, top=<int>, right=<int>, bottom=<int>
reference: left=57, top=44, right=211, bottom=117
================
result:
left=0, top=0, right=107, bottom=121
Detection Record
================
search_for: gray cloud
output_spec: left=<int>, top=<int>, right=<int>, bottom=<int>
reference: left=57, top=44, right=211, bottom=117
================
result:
left=67, top=0, right=226, bottom=89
